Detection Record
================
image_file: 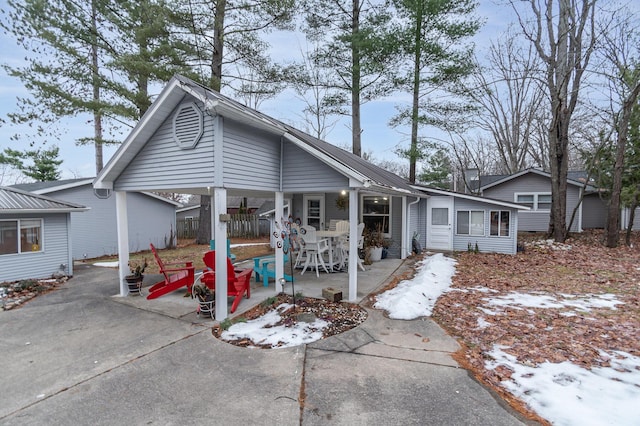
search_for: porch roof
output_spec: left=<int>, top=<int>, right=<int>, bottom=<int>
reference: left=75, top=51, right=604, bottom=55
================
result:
left=93, top=75, right=421, bottom=199
left=0, top=186, right=89, bottom=214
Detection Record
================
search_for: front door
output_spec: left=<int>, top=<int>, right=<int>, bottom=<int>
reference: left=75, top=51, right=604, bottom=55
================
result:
left=303, top=194, right=325, bottom=230
left=427, top=196, right=453, bottom=251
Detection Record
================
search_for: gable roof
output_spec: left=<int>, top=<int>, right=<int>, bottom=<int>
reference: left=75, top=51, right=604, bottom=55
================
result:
left=0, top=187, right=89, bottom=214
left=94, top=74, right=421, bottom=197
left=479, top=168, right=597, bottom=192
left=12, top=179, right=181, bottom=207
left=412, top=185, right=530, bottom=210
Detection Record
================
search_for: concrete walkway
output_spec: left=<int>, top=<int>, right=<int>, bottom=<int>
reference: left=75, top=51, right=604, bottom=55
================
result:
left=0, top=262, right=533, bottom=425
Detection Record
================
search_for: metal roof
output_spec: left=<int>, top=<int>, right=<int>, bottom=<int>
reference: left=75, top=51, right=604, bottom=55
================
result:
left=0, top=187, right=89, bottom=213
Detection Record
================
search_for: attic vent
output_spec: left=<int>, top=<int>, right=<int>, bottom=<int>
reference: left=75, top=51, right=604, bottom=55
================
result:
left=94, top=188, right=111, bottom=199
left=173, top=102, right=204, bottom=150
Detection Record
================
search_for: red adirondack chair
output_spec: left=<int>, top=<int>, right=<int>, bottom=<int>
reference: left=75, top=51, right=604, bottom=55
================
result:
left=200, top=250, right=252, bottom=313
left=147, top=243, right=196, bottom=300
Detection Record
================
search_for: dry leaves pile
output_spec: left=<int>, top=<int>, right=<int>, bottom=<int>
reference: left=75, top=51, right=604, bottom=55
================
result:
left=432, top=230, right=640, bottom=418
left=212, top=293, right=368, bottom=348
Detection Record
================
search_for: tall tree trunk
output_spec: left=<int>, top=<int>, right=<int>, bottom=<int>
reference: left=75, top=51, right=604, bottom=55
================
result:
left=351, top=0, right=361, bottom=157
left=408, top=4, right=423, bottom=184
left=197, top=0, right=226, bottom=245
left=91, top=0, right=103, bottom=174
left=624, top=189, right=639, bottom=246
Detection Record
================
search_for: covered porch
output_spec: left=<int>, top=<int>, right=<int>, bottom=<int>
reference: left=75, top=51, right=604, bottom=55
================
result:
left=93, top=75, right=424, bottom=320
left=114, top=256, right=406, bottom=321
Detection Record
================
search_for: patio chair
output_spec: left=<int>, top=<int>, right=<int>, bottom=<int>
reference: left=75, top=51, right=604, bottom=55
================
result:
left=299, top=226, right=330, bottom=277
left=253, top=236, right=293, bottom=287
left=200, top=250, right=252, bottom=313
left=147, top=243, right=196, bottom=300
left=209, top=239, right=236, bottom=261
left=336, top=223, right=366, bottom=271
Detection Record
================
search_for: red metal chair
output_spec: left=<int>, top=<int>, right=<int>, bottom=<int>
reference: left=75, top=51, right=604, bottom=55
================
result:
left=200, top=250, right=252, bottom=313
left=146, top=243, right=195, bottom=300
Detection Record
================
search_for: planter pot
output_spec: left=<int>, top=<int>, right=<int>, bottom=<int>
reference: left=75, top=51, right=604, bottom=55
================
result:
left=125, top=275, right=143, bottom=296
left=197, top=294, right=215, bottom=319
left=368, top=246, right=383, bottom=262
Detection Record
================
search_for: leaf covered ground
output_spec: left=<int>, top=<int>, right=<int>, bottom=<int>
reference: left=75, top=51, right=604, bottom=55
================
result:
left=431, top=230, right=640, bottom=422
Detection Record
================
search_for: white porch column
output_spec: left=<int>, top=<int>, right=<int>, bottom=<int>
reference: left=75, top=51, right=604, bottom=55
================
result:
left=275, top=191, right=285, bottom=293
left=115, top=191, right=129, bottom=296
left=213, top=189, right=228, bottom=320
left=348, top=188, right=358, bottom=301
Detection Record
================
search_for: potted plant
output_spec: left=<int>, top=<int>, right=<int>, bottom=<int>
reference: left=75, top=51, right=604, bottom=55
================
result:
left=363, top=225, right=385, bottom=263
left=125, top=258, right=147, bottom=295
left=192, top=282, right=215, bottom=318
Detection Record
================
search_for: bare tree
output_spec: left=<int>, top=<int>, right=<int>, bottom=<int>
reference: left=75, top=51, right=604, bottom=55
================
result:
left=598, top=10, right=640, bottom=247
left=466, top=30, right=547, bottom=174
left=512, top=0, right=597, bottom=242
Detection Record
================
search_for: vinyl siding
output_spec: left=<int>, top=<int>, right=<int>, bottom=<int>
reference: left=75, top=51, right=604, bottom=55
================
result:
left=282, top=144, right=349, bottom=192
left=388, top=196, right=402, bottom=258
left=483, top=173, right=583, bottom=232
left=417, top=199, right=428, bottom=249
left=582, top=193, right=607, bottom=229
left=222, top=119, right=281, bottom=190
left=0, top=213, right=71, bottom=281
left=47, top=186, right=175, bottom=259
left=452, top=199, right=517, bottom=254
left=115, top=99, right=215, bottom=191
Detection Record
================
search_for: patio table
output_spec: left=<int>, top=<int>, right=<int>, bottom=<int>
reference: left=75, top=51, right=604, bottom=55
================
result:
left=316, top=230, right=347, bottom=271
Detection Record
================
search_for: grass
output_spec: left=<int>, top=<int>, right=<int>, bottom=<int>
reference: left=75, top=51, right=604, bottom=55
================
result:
left=88, top=237, right=273, bottom=273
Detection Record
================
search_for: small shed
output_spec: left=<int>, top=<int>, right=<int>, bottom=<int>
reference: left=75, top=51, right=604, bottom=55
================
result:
left=0, top=186, right=88, bottom=281
left=12, top=179, right=180, bottom=259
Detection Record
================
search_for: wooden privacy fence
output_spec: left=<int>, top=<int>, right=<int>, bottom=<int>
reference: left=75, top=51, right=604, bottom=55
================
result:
left=177, top=214, right=267, bottom=239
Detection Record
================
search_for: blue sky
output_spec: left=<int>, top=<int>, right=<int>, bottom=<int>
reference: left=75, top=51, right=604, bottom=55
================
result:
left=0, top=0, right=510, bottom=183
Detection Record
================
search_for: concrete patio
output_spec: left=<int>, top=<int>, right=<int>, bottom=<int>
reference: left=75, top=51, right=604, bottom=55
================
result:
left=115, top=257, right=406, bottom=321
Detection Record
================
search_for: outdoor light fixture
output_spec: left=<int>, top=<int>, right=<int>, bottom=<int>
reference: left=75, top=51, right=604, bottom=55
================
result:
left=341, top=190, right=347, bottom=195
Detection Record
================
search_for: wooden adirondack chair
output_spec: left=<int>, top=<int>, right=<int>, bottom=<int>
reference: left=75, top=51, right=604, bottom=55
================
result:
left=146, top=243, right=196, bottom=300
left=200, top=250, right=252, bottom=313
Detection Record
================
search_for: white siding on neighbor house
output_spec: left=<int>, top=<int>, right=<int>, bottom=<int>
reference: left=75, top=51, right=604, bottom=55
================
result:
left=51, top=187, right=175, bottom=259
left=282, top=143, right=349, bottom=192
left=0, top=213, right=71, bottom=282
left=223, top=119, right=282, bottom=191
left=416, top=199, right=428, bottom=250
left=452, top=198, right=518, bottom=254
left=621, top=206, right=640, bottom=230
left=483, top=173, right=582, bottom=232
left=115, top=100, right=216, bottom=191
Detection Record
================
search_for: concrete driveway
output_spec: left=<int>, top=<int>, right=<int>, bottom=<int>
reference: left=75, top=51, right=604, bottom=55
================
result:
left=0, top=263, right=534, bottom=425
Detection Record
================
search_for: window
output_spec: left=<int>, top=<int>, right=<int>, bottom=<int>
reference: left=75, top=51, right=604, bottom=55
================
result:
left=515, top=193, right=551, bottom=211
left=0, top=219, right=42, bottom=255
left=362, top=195, right=390, bottom=234
left=490, top=211, right=510, bottom=236
left=456, top=210, right=484, bottom=236
left=431, top=208, right=448, bottom=225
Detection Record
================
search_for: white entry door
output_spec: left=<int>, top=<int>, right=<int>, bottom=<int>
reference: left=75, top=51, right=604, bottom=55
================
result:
left=427, top=196, right=453, bottom=251
left=303, top=194, right=325, bottom=230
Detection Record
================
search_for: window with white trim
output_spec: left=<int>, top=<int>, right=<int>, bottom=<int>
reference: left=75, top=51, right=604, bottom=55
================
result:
left=0, top=219, right=43, bottom=255
left=515, top=193, right=551, bottom=211
left=456, top=210, right=484, bottom=236
left=490, top=211, right=510, bottom=236
left=362, top=195, right=390, bottom=234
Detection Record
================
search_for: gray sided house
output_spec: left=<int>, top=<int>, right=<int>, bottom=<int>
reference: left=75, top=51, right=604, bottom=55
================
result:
left=12, top=179, right=179, bottom=259
left=0, top=187, right=88, bottom=281
left=93, top=74, right=428, bottom=318
left=412, top=186, right=528, bottom=254
left=478, top=169, right=605, bottom=233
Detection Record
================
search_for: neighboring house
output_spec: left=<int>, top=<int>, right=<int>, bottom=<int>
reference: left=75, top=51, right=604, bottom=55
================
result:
left=0, top=186, right=88, bottom=281
left=12, top=179, right=180, bottom=260
left=477, top=168, right=607, bottom=233
left=92, top=75, right=527, bottom=315
left=412, top=186, right=528, bottom=254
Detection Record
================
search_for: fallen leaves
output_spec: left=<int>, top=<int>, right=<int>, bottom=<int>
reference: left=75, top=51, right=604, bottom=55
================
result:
left=432, top=230, right=640, bottom=421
